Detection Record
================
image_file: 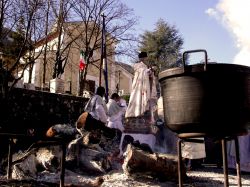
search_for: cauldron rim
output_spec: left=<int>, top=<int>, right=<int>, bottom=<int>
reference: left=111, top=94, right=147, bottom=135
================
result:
left=159, top=63, right=250, bottom=81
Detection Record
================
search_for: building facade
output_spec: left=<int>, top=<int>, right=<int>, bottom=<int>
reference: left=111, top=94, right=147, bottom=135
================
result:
left=21, top=22, right=133, bottom=97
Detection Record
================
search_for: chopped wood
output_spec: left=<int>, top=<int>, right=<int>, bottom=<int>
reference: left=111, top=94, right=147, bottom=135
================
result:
left=122, top=144, right=187, bottom=181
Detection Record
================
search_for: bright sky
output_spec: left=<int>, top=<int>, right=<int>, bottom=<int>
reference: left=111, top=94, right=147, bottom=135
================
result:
left=123, top=0, right=250, bottom=66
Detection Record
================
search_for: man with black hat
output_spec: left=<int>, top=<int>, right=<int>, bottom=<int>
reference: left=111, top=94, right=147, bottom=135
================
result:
left=125, top=51, right=157, bottom=133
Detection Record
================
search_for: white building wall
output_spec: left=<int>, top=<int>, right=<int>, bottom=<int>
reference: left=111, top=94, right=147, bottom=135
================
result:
left=110, top=62, right=116, bottom=93
left=21, top=62, right=40, bottom=87
left=122, top=69, right=133, bottom=94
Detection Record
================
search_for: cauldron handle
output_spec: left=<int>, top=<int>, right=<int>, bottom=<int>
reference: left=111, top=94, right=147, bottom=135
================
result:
left=182, top=49, right=208, bottom=71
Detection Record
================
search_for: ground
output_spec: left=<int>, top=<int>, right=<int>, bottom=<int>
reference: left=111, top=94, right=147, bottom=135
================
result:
left=1, top=165, right=250, bottom=187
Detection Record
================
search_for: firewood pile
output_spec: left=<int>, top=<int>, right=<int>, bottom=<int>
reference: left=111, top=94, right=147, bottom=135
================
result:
left=2, top=117, right=249, bottom=187
left=0, top=118, right=185, bottom=187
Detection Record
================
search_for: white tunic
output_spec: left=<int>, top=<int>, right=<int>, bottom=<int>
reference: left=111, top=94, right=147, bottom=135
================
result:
left=84, top=95, right=108, bottom=124
left=125, top=62, right=157, bottom=118
left=107, top=99, right=124, bottom=131
left=181, top=138, right=206, bottom=159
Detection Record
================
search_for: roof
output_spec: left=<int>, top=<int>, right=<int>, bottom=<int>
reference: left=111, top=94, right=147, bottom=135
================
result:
left=116, top=62, right=134, bottom=74
left=35, top=21, right=98, bottom=48
left=35, top=31, right=59, bottom=48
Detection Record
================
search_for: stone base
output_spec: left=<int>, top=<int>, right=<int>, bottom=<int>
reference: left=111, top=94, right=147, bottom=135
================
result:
left=124, top=116, right=153, bottom=134
left=24, top=83, right=35, bottom=90
left=50, top=78, right=64, bottom=93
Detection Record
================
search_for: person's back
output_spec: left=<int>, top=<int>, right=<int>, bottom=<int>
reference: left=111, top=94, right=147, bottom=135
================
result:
left=107, top=93, right=124, bottom=132
left=119, top=98, right=127, bottom=122
left=125, top=52, right=151, bottom=119
left=77, top=86, right=117, bottom=139
left=84, top=86, right=107, bottom=124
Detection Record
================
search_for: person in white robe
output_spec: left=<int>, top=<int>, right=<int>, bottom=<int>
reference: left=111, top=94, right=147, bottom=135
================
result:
left=119, top=52, right=157, bottom=152
left=107, top=93, right=124, bottom=132
left=77, top=86, right=118, bottom=139
left=118, top=97, right=127, bottom=125
left=182, top=140, right=206, bottom=160
left=84, top=86, right=108, bottom=124
left=154, top=96, right=178, bottom=154
left=119, top=98, right=127, bottom=114
left=125, top=52, right=158, bottom=129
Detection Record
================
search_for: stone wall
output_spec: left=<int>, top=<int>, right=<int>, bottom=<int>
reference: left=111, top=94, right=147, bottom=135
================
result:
left=0, top=88, right=88, bottom=137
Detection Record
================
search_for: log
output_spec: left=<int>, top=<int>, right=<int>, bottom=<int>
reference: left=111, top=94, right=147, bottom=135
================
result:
left=122, top=144, right=187, bottom=181
left=76, top=112, right=118, bottom=139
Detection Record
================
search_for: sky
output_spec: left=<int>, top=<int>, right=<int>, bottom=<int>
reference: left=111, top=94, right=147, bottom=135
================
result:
left=122, top=0, right=250, bottom=66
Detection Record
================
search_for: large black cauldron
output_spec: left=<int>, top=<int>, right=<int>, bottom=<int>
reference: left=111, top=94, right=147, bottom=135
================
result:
left=158, top=49, right=250, bottom=136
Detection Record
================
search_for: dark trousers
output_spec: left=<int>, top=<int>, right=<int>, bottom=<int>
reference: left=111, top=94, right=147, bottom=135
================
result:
left=84, top=113, right=116, bottom=139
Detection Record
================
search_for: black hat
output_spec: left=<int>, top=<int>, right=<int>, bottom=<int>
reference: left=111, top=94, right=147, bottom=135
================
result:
left=138, top=52, right=147, bottom=58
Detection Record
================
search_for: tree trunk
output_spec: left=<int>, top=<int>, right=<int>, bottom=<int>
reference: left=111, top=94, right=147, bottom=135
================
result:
left=78, top=70, right=84, bottom=96
left=42, top=0, right=50, bottom=86
left=122, top=144, right=187, bottom=182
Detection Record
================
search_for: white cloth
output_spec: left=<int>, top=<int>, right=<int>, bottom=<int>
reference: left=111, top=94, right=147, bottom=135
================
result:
left=157, top=96, right=165, bottom=122
left=227, top=132, right=250, bottom=172
left=119, top=98, right=127, bottom=113
left=107, top=111, right=124, bottom=132
left=125, top=62, right=157, bottom=118
left=84, top=95, right=108, bottom=123
left=181, top=138, right=206, bottom=159
left=107, top=99, right=124, bottom=132
left=107, top=99, right=121, bottom=116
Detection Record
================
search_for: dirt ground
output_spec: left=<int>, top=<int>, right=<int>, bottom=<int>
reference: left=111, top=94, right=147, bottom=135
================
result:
left=1, top=165, right=250, bottom=187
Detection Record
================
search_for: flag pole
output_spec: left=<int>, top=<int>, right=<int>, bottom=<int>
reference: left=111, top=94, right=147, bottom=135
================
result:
left=101, top=13, right=108, bottom=102
left=99, top=14, right=104, bottom=87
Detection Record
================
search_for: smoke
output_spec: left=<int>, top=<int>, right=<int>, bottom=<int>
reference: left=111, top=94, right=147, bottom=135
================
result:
left=206, top=0, right=250, bottom=66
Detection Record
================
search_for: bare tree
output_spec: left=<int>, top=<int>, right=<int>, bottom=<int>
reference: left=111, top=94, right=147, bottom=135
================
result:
left=70, top=0, right=138, bottom=95
left=0, top=0, right=138, bottom=97
left=0, top=0, right=20, bottom=108
left=0, top=0, right=48, bottom=123
left=49, top=0, right=73, bottom=79
left=0, top=0, right=20, bottom=68
left=0, top=0, right=45, bottom=94
left=42, top=0, right=51, bottom=87
left=0, top=0, right=15, bottom=45
left=10, top=0, right=53, bottom=86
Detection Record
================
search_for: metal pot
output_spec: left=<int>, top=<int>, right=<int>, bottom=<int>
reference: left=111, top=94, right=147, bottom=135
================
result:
left=158, top=49, right=250, bottom=136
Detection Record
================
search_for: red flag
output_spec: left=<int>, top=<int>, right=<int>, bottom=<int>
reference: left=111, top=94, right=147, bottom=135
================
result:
left=79, top=50, right=86, bottom=71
